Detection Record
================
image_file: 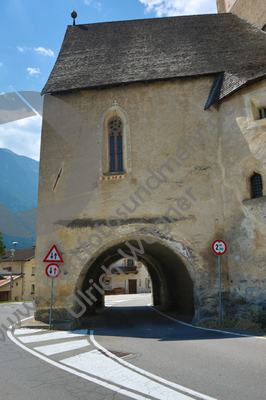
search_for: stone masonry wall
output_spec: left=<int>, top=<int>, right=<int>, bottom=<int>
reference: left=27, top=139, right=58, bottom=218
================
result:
left=35, top=75, right=266, bottom=324
left=217, top=0, right=266, bottom=28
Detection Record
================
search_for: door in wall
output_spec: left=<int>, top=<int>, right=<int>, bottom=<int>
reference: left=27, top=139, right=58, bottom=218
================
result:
left=128, top=279, right=137, bottom=294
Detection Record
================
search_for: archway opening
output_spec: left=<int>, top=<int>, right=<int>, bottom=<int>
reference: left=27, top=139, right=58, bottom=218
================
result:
left=77, top=239, right=194, bottom=318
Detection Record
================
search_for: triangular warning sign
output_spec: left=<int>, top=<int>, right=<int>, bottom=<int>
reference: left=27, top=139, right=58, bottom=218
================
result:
left=43, top=245, right=64, bottom=263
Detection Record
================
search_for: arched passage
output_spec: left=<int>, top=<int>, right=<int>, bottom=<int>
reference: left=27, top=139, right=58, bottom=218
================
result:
left=75, top=237, right=195, bottom=318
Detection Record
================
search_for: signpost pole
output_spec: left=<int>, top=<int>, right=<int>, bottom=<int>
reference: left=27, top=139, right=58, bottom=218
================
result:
left=44, top=246, right=63, bottom=331
left=212, top=240, right=227, bottom=326
left=49, top=278, right=54, bottom=330
left=218, top=255, right=222, bottom=325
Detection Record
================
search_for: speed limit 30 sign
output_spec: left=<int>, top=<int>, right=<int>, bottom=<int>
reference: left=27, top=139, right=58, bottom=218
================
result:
left=45, top=263, right=61, bottom=278
left=212, top=239, right=227, bottom=256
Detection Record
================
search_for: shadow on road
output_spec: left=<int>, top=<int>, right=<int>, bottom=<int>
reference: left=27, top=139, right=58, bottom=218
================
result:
left=80, top=305, right=259, bottom=341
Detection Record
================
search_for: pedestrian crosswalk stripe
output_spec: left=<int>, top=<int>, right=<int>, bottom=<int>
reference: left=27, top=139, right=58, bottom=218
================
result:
left=15, top=328, right=44, bottom=336
left=19, top=330, right=87, bottom=344
left=34, top=339, right=90, bottom=355
left=61, top=349, right=194, bottom=400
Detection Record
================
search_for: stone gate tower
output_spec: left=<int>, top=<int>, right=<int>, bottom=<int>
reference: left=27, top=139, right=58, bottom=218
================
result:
left=35, top=9, right=266, bottom=326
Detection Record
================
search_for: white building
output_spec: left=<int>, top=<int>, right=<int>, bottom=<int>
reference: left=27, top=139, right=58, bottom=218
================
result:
left=104, top=259, right=151, bottom=295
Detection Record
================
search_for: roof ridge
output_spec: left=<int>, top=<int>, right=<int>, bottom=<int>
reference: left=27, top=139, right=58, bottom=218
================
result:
left=66, top=13, right=229, bottom=28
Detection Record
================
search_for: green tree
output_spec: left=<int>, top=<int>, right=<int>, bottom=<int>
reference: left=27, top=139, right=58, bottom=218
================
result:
left=0, top=230, right=6, bottom=256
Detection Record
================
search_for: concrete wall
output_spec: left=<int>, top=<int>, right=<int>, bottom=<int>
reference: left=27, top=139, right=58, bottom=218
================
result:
left=35, top=75, right=266, bottom=323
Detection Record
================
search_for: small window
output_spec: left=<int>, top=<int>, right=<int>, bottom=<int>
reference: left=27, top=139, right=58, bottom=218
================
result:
left=108, top=117, right=123, bottom=172
left=105, top=279, right=110, bottom=286
left=16, top=282, right=18, bottom=286
left=127, top=259, right=133, bottom=267
left=259, top=108, right=266, bottom=119
left=250, top=172, right=263, bottom=198
left=31, top=267, right=35, bottom=276
left=31, top=284, right=35, bottom=294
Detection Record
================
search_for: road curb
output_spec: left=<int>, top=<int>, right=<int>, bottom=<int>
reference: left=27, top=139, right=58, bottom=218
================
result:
left=149, top=305, right=266, bottom=339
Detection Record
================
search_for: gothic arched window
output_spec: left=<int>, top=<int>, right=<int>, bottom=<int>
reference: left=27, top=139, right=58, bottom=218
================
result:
left=108, top=117, right=123, bottom=172
left=250, top=172, right=263, bottom=198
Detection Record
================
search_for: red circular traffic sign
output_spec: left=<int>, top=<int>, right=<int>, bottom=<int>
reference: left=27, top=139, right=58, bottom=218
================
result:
left=45, top=263, right=61, bottom=278
left=212, top=239, right=227, bottom=256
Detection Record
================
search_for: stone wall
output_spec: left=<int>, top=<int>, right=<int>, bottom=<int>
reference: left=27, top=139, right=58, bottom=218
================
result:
left=217, top=0, right=266, bottom=28
left=35, top=75, right=266, bottom=324
left=218, top=79, right=266, bottom=310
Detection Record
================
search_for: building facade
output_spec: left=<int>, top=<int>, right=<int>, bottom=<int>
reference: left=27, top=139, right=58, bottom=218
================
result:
left=104, top=259, right=151, bottom=295
left=35, top=2, right=266, bottom=324
left=0, top=248, right=35, bottom=301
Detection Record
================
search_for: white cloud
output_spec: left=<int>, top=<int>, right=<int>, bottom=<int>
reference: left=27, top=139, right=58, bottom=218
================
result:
left=95, top=2, right=103, bottom=11
left=138, top=0, right=217, bottom=17
left=27, top=67, right=40, bottom=76
left=0, top=115, right=41, bottom=161
left=17, top=46, right=27, bottom=52
left=0, top=62, right=2, bottom=67
left=84, top=0, right=102, bottom=11
left=34, top=47, right=54, bottom=57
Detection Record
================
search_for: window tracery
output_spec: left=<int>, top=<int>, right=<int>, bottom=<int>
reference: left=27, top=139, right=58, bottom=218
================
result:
left=108, top=117, right=123, bottom=172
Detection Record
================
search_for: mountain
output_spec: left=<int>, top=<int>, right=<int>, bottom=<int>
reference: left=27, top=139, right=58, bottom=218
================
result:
left=0, top=148, right=38, bottom=213
left=0, top=148, right=39, bottom=250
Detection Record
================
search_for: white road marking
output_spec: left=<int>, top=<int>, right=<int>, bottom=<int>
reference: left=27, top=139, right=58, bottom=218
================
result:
left=34, top=339, right=90, bottom=355
left=7, top=329, right=150, bottom=400
left=19, top=330, right=87, bottom=343
left=90, top=331, right=217, bottom=400
left=149, top=306, right=266, bottom=339
left=15, top=328, right=44, bottom=336
left=61, top=349, right=191, bottom=400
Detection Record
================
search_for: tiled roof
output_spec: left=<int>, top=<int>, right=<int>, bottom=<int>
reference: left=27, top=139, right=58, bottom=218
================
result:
left=0, top=247, right=35, bottom=263
left=42, top=13, right=266, bottom=107
left=0, top=275, right=22, bottom=288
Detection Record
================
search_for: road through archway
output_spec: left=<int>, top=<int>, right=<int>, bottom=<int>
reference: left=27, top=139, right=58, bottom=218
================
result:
left=76, top=238, right=194, bottom=318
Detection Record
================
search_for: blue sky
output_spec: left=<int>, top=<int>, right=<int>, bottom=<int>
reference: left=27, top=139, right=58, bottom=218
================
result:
left=0, top=0, right=217, bottom=160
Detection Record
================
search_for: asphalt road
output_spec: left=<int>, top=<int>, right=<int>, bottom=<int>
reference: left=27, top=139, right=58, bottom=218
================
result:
left=0, top=302, right=136, bottom=400
left=94, top=294, right=266, bottom=400
left=2, top=295, right=266, bottom=400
